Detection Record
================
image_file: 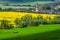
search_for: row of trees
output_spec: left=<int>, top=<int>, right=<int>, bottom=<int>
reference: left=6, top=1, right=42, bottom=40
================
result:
left=0, top=5, right=52, bottom=12
left=0, top=15, right=60, bottom=29
left=0, top=8, right=15, bottom=11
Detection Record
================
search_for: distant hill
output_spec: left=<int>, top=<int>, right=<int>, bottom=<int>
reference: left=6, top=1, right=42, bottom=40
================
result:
left=0, top=0, right=54, bottom=3
left=0, top=0, right=54, bottom=6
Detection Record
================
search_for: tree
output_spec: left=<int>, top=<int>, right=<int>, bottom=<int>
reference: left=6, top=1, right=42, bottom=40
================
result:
left=0, top=8, right=2, bottom=11
left=53, top=16, right=60, bottom=24
left=20, top=15, right=32, bottom=27
left=14, top=17, right=29, bottom=28
left=6, top=8, right=13, bottom=11
left=42, top=6, right=51, bottom=10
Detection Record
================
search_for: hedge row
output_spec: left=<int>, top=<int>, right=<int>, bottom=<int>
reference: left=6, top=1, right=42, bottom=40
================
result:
left=0, top=15, right=60, bottom=29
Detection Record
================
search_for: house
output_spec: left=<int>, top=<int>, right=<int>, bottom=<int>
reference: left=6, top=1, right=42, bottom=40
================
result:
left=54, top=6, right=60, bottom=14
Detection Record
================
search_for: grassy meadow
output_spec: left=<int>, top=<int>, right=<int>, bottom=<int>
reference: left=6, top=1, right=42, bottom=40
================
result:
left=0, top=24, right=60, bottom=40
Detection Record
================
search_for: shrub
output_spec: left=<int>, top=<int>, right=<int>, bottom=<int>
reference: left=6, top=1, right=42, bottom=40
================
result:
left=14, top=15, right=32, bottom=28
left=8, top=24, right=14, bottom=29
left=0, top=8, right=2, bottom=11
left=14, top=15, right=60, bottom=28
left=29, top=16, right=41, bottom=26
left=17, top=23, right=28, bottom=28
left=42, top=5, right=51, bottom=10
left=44, top=16, right=52, bottom=24
left=14, top=18, right=21, bottom=25
left=31, top=20, right=40, bottom=26
left=42, top=20, right=49, bottom=24
left=21, top=15, right=32, bottom=26
left=36, top=15, right=44, bottom=24
left=0, top=20, right=14, bottom=29
left=53, top=16, right=60, bottom=24
left=36, top=15, right=49, bottom=24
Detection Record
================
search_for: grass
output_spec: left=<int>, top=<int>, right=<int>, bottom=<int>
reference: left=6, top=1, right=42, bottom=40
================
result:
left=0, top=24, right=60, bottom=40
left=10, top=1, right=53, bottom=6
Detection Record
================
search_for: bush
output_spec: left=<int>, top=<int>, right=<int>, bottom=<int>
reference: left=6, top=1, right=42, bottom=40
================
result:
left=42, top=20, right=49, bottom=24
left=31, top=20, right=40, bottom=26
left=42, top=6, right=51, bottom=10
left=0, top=20, right=14, bottom=29
left=20, top=15, right=32, bottom=27
left=14, top=14, right=41, bottom=28
left=14, top=15, right=32, bottom=28
left=14, top=18, right=21, bottom=25
left=14, top=15, right=60, bottom=28
left=42, top=16, right=54, bottom=24
left=36, top=15, right=49, bottom=24
left=17, top=23, right=28, bottom=28
left=36, top=15, right=44, bottom=24
left=53, top=16, right=60, bottom=24
left=8, top=24, right=14, bottom=29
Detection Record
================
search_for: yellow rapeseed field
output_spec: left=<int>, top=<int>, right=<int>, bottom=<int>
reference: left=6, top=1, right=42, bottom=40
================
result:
left=0, top=12, right=60, bottom=25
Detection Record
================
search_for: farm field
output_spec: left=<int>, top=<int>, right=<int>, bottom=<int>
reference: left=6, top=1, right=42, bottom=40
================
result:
left=0, top=12, right=59, bottom=20
left=0, top=1, right=53, bottom=6
left=10, top=1, right=53, bottom=6
left=0, top=12, right=60, bottom=25
left=0, top=24, right=60, bottom=40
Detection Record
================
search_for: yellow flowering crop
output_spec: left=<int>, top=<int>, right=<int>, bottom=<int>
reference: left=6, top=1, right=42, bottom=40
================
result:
left=0, top=12, right=60, bottom=25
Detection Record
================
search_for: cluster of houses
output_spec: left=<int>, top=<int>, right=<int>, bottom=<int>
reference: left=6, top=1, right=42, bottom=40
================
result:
left=0, top=2, right=60, bottom=14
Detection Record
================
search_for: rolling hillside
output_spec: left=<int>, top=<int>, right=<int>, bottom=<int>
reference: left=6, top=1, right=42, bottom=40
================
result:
left=0, top=0, right=54, bottom=3
left=0, top=0, right=54, bottom=6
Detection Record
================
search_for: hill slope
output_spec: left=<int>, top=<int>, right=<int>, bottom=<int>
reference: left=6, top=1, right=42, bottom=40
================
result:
left=0, top=0, right=54, bottom=6
left=0, top=0, right=54, bottom=3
